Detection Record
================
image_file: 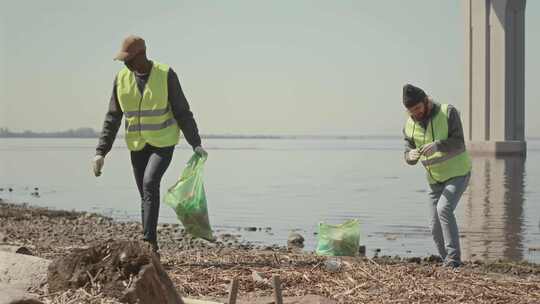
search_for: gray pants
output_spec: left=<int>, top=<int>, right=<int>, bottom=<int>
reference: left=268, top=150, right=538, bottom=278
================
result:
left=131, top=144, right=174, bottom=251
left=428, top=173, right=470, bottom=263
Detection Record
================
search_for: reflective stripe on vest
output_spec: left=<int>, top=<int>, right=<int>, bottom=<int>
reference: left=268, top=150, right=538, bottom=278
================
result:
left=116, top=61, right=180, bottom=151
left=124, top=108, right=170, bottom=118
left=126, top=117, right=177, bottom=132
left=404, top=103, right=471, bottom=184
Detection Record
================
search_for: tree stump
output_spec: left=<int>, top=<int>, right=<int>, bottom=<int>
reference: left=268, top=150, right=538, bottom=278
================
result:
left=48, top=240, right=184, bottom=304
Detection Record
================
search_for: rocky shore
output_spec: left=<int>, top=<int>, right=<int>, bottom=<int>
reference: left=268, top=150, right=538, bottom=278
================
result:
left=1, top=200, right=539, bottom=304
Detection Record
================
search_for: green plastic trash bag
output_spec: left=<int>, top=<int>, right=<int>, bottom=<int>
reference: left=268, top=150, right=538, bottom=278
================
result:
left=315, top=219, right=360, bottom=256
left=164, top=153, right=213, bottom=241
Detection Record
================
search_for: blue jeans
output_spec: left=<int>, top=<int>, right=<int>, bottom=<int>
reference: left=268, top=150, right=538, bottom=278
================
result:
left=428, top=173, right=470, bottom=263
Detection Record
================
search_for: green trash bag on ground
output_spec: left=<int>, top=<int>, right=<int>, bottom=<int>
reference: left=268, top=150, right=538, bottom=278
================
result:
left=315, top=219, right=360, bottom=256
left=164, top=154, right=213, bottom=241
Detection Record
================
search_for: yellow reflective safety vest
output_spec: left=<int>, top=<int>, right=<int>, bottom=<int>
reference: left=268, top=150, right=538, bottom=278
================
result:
left=404, top=104, right=471, bottom=184
left=116, top=62, right=180, bottom=151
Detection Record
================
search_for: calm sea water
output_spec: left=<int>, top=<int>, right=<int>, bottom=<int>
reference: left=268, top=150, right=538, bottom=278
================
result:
left=1, top=138, right=539, bottom=263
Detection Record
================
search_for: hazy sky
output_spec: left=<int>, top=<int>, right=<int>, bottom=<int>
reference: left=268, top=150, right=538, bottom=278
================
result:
left=1, top=1, right=539, bottom=136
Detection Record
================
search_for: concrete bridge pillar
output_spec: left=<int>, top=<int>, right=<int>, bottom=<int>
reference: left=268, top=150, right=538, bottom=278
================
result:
left=462, top=0, right=526, bottom=155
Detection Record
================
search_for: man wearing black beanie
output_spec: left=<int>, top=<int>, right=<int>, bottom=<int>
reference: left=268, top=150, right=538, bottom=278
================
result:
left=402, top=83, right=472, bottom=268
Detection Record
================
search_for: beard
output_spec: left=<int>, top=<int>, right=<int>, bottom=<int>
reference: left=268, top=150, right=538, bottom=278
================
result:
left=412, top=103, right=429, bottom=121
left=414, top=112, right=427, bottom=121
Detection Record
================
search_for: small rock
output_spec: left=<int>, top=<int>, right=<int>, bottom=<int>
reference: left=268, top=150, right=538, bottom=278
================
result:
left=358, top=245, right=366, bottom=256
left=219, top=233, right=237, bottom=242
left=251, top=271, right=266, bottom=284
left=324, top=257, right=342, bottom=272
left=0, top=245, right=32, bottom=255
left=424, top=255, right=443, bottom=263
left=384, top=233, right=398, bottom=241
left=244, top=227, right=257, bottom=232
left=287, top=232, right=305, bottom=248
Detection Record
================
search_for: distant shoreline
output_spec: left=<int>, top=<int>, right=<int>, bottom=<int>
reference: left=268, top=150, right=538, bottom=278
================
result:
left=0, top=130, right=401, bottom=140
left=1, top=128, right=539, bottom=140
left=0, top=135, right=401, bottom=140
left=3, top=134, right=540, bottom=141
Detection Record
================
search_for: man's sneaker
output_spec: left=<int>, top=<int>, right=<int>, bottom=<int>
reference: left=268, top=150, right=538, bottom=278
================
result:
left=443, top=260, right=462, bottom=268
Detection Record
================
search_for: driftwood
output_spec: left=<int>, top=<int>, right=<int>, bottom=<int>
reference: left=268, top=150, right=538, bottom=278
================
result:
left=271, top=275, right=283, bottom=304
left=227, top=277, right=239, bottom=304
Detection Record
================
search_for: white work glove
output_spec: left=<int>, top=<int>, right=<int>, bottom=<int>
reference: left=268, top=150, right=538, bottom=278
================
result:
left=92, top=155, right=105, bottom=177
left=420, top=142, right=439, bottom=157
left=407, top=149, right=421, bottom=162
left=194, top=146, right=208, bottom=158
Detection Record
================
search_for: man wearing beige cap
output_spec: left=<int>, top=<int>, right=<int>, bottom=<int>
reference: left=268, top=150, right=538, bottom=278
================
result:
left=93, top=35, right=207, bottom=253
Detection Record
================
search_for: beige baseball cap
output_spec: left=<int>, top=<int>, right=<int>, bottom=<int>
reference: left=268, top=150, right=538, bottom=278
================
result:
left=113, top=35, right=146, bottom=61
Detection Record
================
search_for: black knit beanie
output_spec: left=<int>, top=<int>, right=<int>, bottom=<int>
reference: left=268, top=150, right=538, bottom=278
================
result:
left=403, top=84, right=427, bottom=108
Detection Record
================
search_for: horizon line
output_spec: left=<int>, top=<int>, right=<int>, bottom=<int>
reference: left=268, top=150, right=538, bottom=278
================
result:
left=2, top=128, right=540, bottom=140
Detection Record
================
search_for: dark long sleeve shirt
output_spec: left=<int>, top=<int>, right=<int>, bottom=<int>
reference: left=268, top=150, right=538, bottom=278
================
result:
left=403, top=102, right=465, bottom=165
left=96, top=65, right=201, bottom=156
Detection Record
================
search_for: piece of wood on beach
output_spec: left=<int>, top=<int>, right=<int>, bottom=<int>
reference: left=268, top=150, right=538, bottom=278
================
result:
left=227, top=277, right=239, bottom=304
left=272, top=275, right=284, bottom=304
